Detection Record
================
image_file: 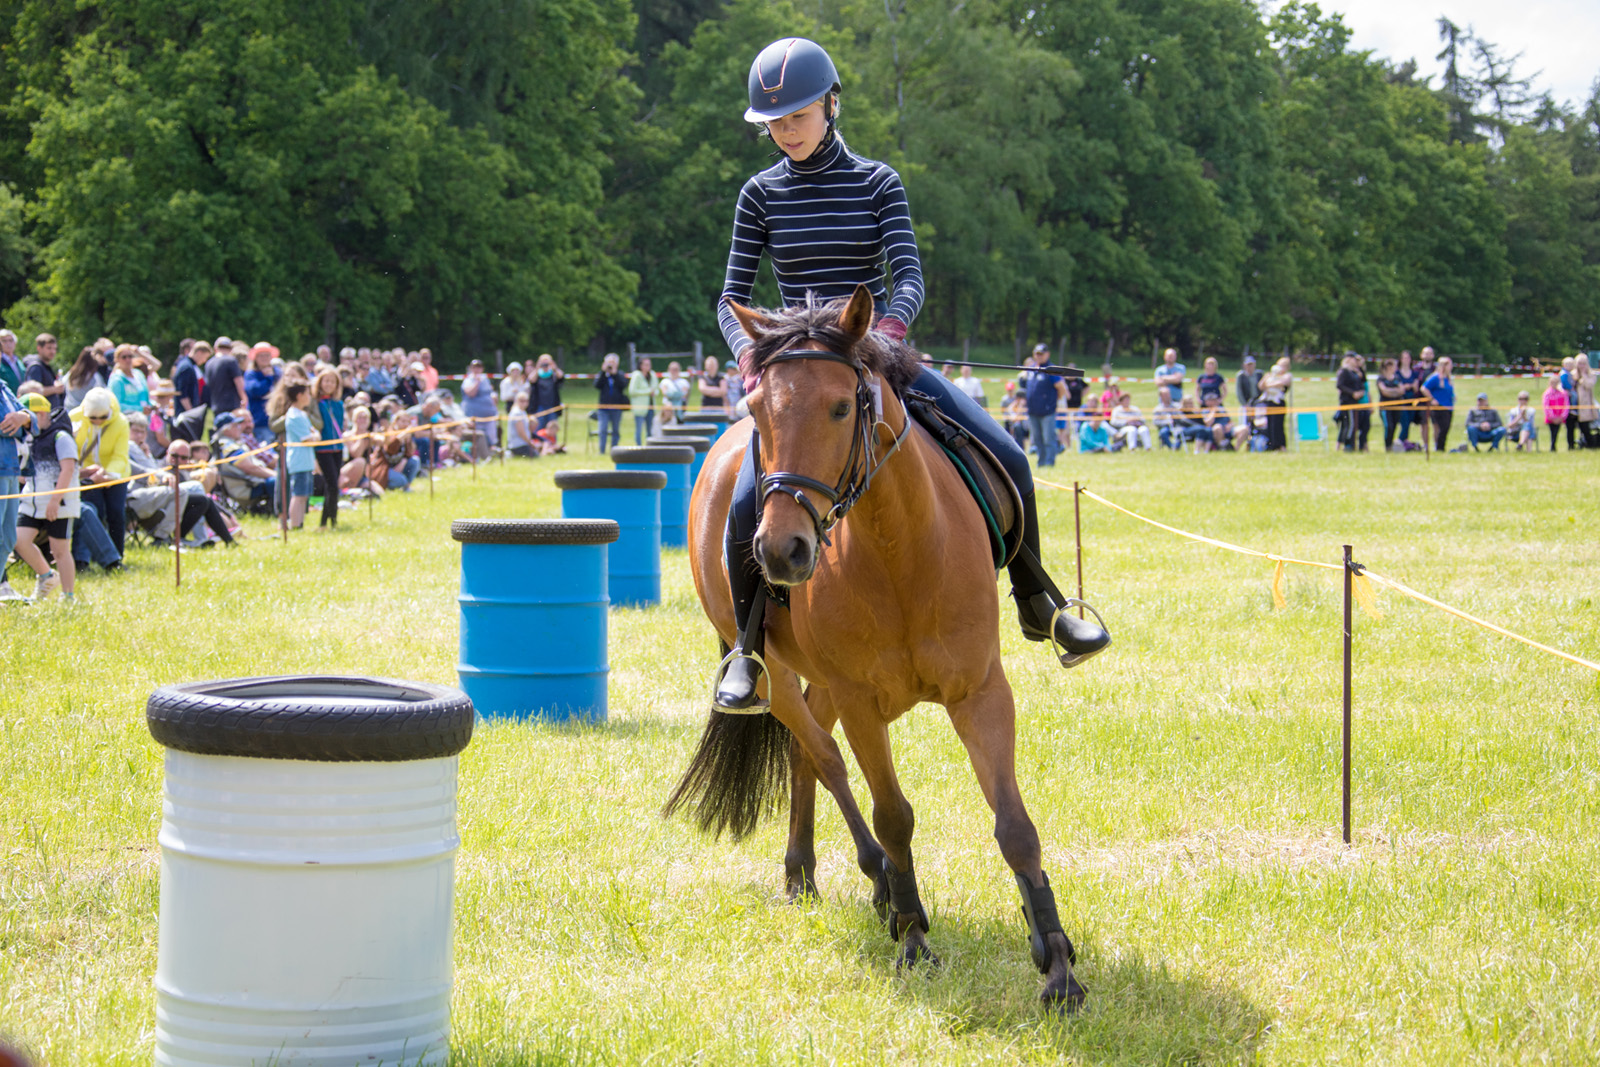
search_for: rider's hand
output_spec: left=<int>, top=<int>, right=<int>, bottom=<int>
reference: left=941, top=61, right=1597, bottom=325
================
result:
left=876, top=316, right=907, bottom=343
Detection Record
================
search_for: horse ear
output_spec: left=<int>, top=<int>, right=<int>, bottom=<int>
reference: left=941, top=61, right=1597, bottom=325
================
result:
left=727, top=300, right=779, bottom=341
left=838, top=285, right=875, bottom=340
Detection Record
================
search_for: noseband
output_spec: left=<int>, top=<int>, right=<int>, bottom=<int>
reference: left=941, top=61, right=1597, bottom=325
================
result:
left=758, top=347, right=909, bottom=546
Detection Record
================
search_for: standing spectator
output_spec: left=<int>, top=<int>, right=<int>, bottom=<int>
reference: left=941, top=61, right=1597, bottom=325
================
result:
left=954, top=365, right=986, bottom=409
left=396, top=362, right=425, bottom=408
left=1505, top=390, right=1538, bottom=450
left=172, top=340, right=208, bottom=413
left=1235, top=355, right=1262, bottom=409
left=1464, top=394, right=1507, bottom=451
left=243, top=343, right=281, bottom=441
left=1571, top=353, right=1598, bottom=449
left=71, top=388, right=130, bottom=557
left=0, top=374, right=40, bottom=602
left=1154, top=347, right=1186, bottom=401
left=1335, top=352, right=1371, bottom=452
left=418, top=348, right=440, bottom=392
left=0, top=328, right=22, bottom=394
left=627, top=357, right=660, bottom=444
left=1421, top=356, right=1455, bottom=452
left=697, top=355, right=727, bottom=412
left=1258, top=357, right=1292, bottom=451
left=723, top=359, right=746, bottom=413
left=311, top=370, right=346, bottom=527
left=107, top=345, right=151, bottom=414
left=1195, top=357, right=1226, bottom=406
left=593, top=353, right=627, bottom=453
left=506, top=392, right=537, bottom=458
left=1063, top=364, right=1086, bottom=434
left=13, top=393, right=78, bottom=600
left=64, top=346, right=107, bottom=411
left=1108, top=394, right=1152, bottom=450
left=281, top=382, right=316, bottom=529
left=660, top=361, right=691, bottom=425
left=205, top=337, right=244, bottom=417
left=527, top=353, right=565, bottom=437
left=1020, top=345, right=1065, bottom=467
left=1542, top=372, right=1570, bottom=452
left=498, top=363, right=526, bottom=409
left=1375, top=358, right=1410, bottom=451
left=23, top=333, right=64, bottom=410
left=460, top=358, right=499, bottom=458
left=1395, top=350, right=1422, bottom=438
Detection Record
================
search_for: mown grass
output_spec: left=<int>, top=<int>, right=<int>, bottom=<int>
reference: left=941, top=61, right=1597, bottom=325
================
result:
left=2, top=422, right=1597, bottom=1066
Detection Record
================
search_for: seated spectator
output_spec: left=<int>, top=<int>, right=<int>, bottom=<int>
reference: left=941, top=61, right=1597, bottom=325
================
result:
left=1464, top=393, right=1507, bottom=451
left=1541, top=373, right=1569, bottom=452
left=342, top=405, right=380, bottom=496
left=149, top=438, right=235, bottom=545
left=1107, top=394, right=1151, bottom=450
left=1077, top=411, right=1112, bottom=453
left=378, top=411, right=423, bottom=490
left=397, top=362, right=425, bottom=408
left=1151, top=386, right=1181, bottom=449
left=1505, top=391, right=1538, bottom=451
left=185, top=438, right=220, bottom=494
left=1176, top=396, right=1213, bottom=450
left=1201, top=395, right=1250, bottom=451
left=213, top=412, right=277, bottom=513
left=70, top=388, right=132, bottom=558
left=13, top=392, right=79, bottom=600
left=1002, top=383, right=1028, bottom=450
left=506, top=392, right=538, bottom=457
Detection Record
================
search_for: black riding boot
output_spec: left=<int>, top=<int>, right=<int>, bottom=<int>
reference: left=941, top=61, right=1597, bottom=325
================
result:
left=1007, top=491, right=1111, bottom=668
left=715, top=509, right=770, bottom=712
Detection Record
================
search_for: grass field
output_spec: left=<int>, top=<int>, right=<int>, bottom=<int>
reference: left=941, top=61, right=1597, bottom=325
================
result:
left=3, top=411, right=1598, bottom=1065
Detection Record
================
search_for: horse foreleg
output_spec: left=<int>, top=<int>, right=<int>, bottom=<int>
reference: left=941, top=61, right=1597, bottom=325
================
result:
left=785, top=729, right=818, bottom=899
left=769, top=672, right=886, bottom=902
left=836, top=712, right=938, bottom=970
left=947, top=671, right=1086, bottom=1010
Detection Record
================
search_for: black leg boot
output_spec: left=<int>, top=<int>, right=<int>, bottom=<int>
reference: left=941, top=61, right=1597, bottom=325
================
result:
left=1007, top=491, right=1112, bottom=668
left=714, top=512, right=770, bottom=713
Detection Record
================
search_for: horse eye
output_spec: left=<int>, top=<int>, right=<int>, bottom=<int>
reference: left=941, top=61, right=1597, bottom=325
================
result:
left=831, top=400, right=851, bottom=421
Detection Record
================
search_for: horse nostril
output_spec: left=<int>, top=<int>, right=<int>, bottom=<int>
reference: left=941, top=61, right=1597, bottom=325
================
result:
left=786, top=536, right=812, bottom=572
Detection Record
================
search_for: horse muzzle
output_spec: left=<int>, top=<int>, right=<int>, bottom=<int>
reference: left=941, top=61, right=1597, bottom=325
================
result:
left=753, top=526, right=818, bottom=587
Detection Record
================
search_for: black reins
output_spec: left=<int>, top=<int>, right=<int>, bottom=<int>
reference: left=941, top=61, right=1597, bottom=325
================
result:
left=757, top=347, right=909, bottom=546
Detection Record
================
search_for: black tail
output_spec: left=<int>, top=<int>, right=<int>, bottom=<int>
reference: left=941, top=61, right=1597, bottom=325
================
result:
left=663, top=645, right=791, bottom=839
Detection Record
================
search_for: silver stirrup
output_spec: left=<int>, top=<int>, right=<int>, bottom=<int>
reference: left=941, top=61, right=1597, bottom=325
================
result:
left=709, top=646, right=772, bottom=715
left=1047, top=598, right=1111, bottom=669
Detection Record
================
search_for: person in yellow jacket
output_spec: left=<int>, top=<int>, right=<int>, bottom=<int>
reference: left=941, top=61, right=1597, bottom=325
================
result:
left=70, top=387, right=132, bottom=556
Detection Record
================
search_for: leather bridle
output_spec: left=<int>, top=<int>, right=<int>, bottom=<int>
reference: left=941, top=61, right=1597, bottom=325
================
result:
left=757, top=347, right=909, bottom=547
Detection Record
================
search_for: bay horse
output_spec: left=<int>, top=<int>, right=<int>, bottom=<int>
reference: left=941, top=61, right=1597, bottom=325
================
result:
left=667, top=285, right=1084, bottom=1007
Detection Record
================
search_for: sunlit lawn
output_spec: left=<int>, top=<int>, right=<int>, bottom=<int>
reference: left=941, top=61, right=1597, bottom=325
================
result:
left=2, top=401, right=1597, bottom=1065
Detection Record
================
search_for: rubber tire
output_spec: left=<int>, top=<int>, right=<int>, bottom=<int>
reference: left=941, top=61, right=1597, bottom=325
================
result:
left=646, top=435, right=709, bottom=452
left=610, top=445, right=694, bottom=465
left=553, top=469, right=668, bottom=490
left=147, top=675, right=475, bottom=762
left=690, top=410, right=730, bottom=423
left=659, top=424, right=719, bottom=436
left=451, top=518, right=619, bottom=545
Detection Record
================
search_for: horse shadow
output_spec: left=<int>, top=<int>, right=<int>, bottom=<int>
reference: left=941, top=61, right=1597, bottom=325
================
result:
left=823, top=901, right=1272, bottom=1064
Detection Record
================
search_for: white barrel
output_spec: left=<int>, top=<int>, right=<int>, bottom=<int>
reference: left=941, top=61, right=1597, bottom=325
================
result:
left=146, top=676, right=475, bottom=1067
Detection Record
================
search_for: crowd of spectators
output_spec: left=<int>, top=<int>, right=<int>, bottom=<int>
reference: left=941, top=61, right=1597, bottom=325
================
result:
left=991, top=343, right=1599, bottom=459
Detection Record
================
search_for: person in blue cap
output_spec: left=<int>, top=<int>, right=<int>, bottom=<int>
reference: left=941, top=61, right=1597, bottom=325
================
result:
left=714, top=36, right=1111, bottom=711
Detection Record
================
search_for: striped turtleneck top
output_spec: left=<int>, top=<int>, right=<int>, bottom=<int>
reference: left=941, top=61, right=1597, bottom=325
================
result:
left=718, top=134, right=925, bottom=360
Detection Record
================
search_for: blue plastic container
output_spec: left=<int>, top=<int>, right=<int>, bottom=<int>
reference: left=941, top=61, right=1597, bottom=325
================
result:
left=452, top=518, right=619, bottom=722
left=665, top=419, right=724, bottom=447
left=611, top=445, right=694, bottom=551
left=555, top=469, right=667, bottom=607
left=647, top=434, right=710, bottom=487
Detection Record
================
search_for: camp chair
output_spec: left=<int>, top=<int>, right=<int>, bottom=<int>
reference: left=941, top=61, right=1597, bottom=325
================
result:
left=1294, top=411, right=1328, bottom=451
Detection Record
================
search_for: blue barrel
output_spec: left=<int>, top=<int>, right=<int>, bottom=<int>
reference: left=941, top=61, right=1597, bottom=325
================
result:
left=647, top=434, right=710, bottom=486
left=611, top=445, right=694, bottom=551
left=555, top=469, right=666, bottom=608
left=672, top=415, right=725, bottom=445
left=453, top=518, right=619, bottom=722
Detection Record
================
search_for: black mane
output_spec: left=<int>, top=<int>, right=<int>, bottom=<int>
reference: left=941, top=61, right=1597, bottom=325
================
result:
left=743, top=294, right=923, bottom=395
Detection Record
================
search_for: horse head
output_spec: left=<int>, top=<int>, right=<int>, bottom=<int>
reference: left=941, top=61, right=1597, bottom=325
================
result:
left=726, top=285, right=919, bottom=587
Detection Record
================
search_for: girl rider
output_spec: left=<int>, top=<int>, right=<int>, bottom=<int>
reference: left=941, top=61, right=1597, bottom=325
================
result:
left=715, top=37, right=1111, bottom=711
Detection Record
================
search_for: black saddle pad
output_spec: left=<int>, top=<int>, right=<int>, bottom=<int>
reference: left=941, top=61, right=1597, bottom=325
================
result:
left=903, top=391, right=1023, bottom=569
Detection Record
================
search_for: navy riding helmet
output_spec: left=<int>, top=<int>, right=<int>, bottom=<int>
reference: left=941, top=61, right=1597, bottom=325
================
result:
left=745, top=37, right=840, bottom=123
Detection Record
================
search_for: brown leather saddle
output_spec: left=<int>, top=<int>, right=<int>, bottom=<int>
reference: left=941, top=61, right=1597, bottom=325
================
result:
left=902, top=390, right=1023, bottom=569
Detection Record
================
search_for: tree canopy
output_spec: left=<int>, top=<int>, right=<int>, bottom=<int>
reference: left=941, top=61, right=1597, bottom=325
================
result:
left=0, top=0, right=1594, bottom=364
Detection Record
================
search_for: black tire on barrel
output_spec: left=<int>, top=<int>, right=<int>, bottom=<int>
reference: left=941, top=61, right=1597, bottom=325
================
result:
left=610, top=445, right=694, bottom=465
left=552, top=469, right=668, bottom=490
left=646, top=435, right=709, bottom=452
left=451, top=518, right=620, bottom=545
left=147, top=676, right=476, bottom=762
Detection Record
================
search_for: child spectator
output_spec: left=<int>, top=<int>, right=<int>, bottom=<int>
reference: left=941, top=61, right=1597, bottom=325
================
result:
left=13, top=393, right=78, bottom=600
left=312, top=369, right=345, bottom=528
left=282, top=382, right=316, bottom=529
left=1542, top=373, right=1569, bottom=452
left=0, top=379, right=41, bottom=602
left=1077, top=411, right=1111, bottom=453
left=507, top=392, right=537, bottom=457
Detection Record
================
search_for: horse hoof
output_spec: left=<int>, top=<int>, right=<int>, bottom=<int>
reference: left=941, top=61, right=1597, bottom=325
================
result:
left=786, top=872, right=818, bottom=902
left=896, top=942, right=941, bottom=971
left=1042, top=972, right=1088, bottom=1013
